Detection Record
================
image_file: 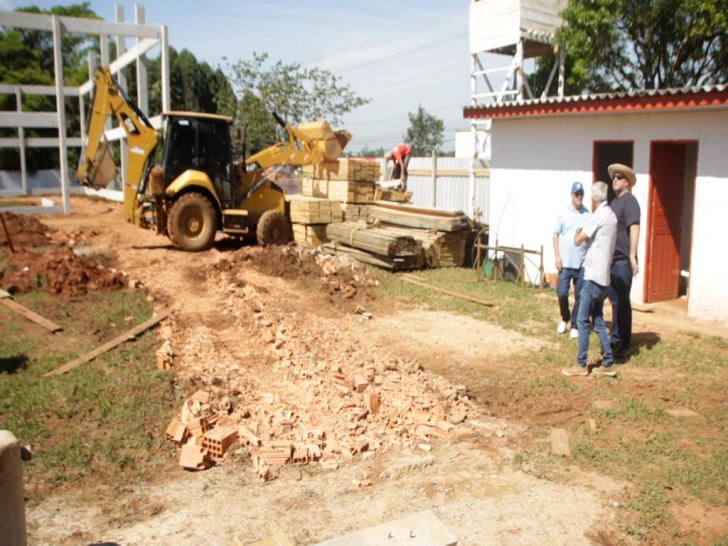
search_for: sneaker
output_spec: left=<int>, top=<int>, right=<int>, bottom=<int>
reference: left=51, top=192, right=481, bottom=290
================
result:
left=561, top=366, right=589, bottom=377
left=570, top=329, right=579, bottom=339
left=557, top=321, right=567, bottom=334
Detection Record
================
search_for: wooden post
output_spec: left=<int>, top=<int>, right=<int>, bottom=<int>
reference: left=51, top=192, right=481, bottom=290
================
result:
left=0, top=431, right=27, bottom=546
left=1, top=214, right=14, bottom=253
left=431, top=149, right=437, bottom=208
left=539, top=245, right=544, bottom=293
left=520, top=244, right=525, bottom=291
left=475, top=239, right=482, bottom=281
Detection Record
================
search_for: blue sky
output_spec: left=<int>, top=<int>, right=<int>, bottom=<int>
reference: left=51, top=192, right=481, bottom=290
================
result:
left=2, top=0, right=480, bottom=152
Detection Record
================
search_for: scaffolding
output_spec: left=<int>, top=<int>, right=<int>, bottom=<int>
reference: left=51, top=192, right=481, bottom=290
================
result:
left=467, top=0, right=567, bottom=216
left=0, top=4, right=170, bottom=214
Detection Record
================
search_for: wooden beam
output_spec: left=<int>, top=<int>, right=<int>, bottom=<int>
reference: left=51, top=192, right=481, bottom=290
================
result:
left=399, top=275, right=495, bottom=307
left=0, top=291, right=62, bottom=333
left=43, top=306, right=176, bottom=378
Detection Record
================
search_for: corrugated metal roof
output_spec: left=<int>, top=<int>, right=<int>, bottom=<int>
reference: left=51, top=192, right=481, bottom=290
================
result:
left=463, top=84, right=728, bottom=118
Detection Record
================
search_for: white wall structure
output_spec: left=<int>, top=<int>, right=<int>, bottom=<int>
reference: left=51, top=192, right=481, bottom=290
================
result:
left=0, top=5, right=169, bottom=213
left=470, top=86, right=728, bottom=322
left=455, top=128, right=490, bottom=159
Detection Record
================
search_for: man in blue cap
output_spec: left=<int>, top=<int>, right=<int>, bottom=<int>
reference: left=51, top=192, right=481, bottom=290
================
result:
left=553, top=181, right=591, bottom=338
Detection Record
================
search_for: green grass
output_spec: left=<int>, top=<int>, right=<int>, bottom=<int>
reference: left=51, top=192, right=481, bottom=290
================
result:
left=0, top=289, right=178, bottom=501
left=374, top=267, right=728, bottom=542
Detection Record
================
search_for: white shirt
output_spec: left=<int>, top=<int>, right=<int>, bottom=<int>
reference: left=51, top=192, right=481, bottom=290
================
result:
left=582, top=202, right=617, bottom=286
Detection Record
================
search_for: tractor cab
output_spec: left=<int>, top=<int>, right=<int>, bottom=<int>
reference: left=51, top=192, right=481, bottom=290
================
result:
left=161, top=112, right=238, bottom=209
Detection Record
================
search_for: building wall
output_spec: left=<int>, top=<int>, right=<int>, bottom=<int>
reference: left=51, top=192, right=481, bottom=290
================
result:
left=490, top=109, right=728, bottom=322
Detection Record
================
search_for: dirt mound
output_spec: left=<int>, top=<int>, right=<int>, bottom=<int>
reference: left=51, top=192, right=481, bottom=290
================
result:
left=219, top=245, right=377, bottom=311
left=1, top=247, right=127, bottom=296
left=0, top=213, right=125, bottom=296
left=1, top=212, right=51, bottom=248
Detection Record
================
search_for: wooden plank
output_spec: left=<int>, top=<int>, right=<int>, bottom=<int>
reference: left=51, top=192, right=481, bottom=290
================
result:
left=369, top=206, right=468, bottom=232
left=372, top=201, right=466, bottom=218
left=400, top=274, right=495, bottom=307
left=1, top=296, right=62, bottom=332
left=43, top=306, right=176, bottom=377
left=322, top=243, right=423, bottom=271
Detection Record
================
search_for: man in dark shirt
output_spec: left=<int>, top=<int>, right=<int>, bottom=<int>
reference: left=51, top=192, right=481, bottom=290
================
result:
left=607, top=163, right=640, bottom=359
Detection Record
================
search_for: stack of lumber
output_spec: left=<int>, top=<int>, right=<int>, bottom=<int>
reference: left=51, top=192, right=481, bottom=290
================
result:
left=368, top=202, right=470, bottom=232
left=378, top=226, right=469, bottom=268
left=292, top=224, right=328, bottom=246
left=288, top=195, right=342, bottom=224
left=380, top=189, right=413, bottom=203
left=322, top=243, right=425, bottom=271
left=326, top=222, right=421, bottom=257
left=340, top=203, right=369, bottom=221
left=323, top=202, right=471, bottom=269
left=286, top=194, right=343, bottom=246
left=303, top=159, right=380, bottom=182
left=302, top=159, right=379, bottom=210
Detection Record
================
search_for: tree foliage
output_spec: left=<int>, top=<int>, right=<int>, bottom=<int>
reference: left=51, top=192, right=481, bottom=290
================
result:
left=227, top=52, right=369, bottom=138
left=551, top=0, right=728, bottom=92
left=404, top=105, right=444, bottom=156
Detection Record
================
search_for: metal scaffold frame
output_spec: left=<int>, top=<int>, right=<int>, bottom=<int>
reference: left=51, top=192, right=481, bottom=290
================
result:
left=0, top=4, right=170, bottom=214
left=467, top=0, right=566, bottom=219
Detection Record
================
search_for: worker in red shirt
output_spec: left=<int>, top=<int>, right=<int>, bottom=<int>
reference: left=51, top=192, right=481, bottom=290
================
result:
left=384, top=144, right=412, bottom=190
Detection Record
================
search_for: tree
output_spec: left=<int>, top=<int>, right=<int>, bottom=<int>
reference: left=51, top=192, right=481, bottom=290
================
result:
left=226, top=52, right=369, bottom=134
left=552, top=0, right=728, bottom=92
left=404, top=105, right=444, bottom=156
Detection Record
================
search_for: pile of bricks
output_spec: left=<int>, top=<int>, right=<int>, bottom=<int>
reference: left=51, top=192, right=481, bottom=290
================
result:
left=164, top=251, right=478, bottom=477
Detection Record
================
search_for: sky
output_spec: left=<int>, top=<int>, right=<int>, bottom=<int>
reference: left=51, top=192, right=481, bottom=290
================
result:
left=1, top=0, right=489, bottom=152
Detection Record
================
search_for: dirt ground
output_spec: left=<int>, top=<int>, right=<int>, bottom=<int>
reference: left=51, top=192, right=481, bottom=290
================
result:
left=11, top=197, right=727, bottom=545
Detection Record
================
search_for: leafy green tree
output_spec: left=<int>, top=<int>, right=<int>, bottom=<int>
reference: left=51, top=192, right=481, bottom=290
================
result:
left=550, top=0, right=728, bottom=92
left=226, top=52, right=369, bottom=133
left=404, top=105, right=444, bottom=156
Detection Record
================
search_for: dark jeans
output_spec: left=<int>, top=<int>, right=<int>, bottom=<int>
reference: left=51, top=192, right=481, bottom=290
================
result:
left=392, top=154, right=411, bottom=190
left=609, top=259, right=633, bottom=350
left=557, top=267, right=584, bottom=326
left=577, top=280, right=614, bottom=367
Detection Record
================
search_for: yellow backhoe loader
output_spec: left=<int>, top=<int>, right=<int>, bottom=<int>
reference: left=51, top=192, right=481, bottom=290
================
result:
left=77, top=66, right=351, bottom=251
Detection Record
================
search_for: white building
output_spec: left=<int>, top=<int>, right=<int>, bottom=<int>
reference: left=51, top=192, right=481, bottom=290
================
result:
left=464, top=85, right=728, bottom=323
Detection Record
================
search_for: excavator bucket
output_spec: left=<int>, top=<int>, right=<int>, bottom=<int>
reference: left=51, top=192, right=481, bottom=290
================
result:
left=86, top=139, right=117, bottom=188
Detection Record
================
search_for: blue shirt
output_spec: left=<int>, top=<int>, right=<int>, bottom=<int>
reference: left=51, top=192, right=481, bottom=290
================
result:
left=554, top=203, right=591, bottom=269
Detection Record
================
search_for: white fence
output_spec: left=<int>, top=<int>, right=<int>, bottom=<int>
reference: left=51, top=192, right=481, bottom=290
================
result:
left=405, top=157, right=490, bottom=223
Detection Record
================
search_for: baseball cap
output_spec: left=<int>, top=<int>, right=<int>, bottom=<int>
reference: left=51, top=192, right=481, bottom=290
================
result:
left=571, top=182, right=584, bottom=194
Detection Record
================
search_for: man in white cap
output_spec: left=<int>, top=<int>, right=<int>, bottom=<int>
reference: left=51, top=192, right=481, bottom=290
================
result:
left=553, top=181, right=590, bottom=338
left=562, top=181, right=617, bottom=376
left=607, top=163, right=640, bottom=359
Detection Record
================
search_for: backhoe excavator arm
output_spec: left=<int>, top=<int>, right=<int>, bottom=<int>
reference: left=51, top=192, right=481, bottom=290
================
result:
left=244, top=112, right=351, bottom=171
left=77, top=66, right=160, bottom=222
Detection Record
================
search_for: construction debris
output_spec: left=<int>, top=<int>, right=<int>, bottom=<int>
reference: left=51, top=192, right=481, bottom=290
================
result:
left=163, top=250, right=478, bottom=476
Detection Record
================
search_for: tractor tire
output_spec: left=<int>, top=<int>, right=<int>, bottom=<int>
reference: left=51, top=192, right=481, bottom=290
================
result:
left=256, top=209, right=291, bottom=247
left=167, top=192, right=217, bottom=252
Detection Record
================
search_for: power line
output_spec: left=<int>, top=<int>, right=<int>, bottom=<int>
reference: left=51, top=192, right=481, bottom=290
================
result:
left=347, top=101, right=466, bottom=128
left=334, top=31, right=467, bottom=74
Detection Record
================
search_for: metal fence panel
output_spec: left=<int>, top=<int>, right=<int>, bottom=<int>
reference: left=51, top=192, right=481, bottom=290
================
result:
left=405, top=157, right=489, bottom=223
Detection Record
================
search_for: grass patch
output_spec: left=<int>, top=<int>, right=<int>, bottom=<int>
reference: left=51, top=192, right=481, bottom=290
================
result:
left=0, top=289, right=177, bottom=503
left=374, top=267, right=728, bottom=542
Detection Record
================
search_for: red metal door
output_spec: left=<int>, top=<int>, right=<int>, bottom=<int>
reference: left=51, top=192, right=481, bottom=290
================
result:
left=647, top=143, right=684, bottom=302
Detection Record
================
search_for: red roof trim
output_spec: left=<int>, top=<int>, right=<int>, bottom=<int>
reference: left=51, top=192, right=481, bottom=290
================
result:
left=463, top=89, right=728, bottom=119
